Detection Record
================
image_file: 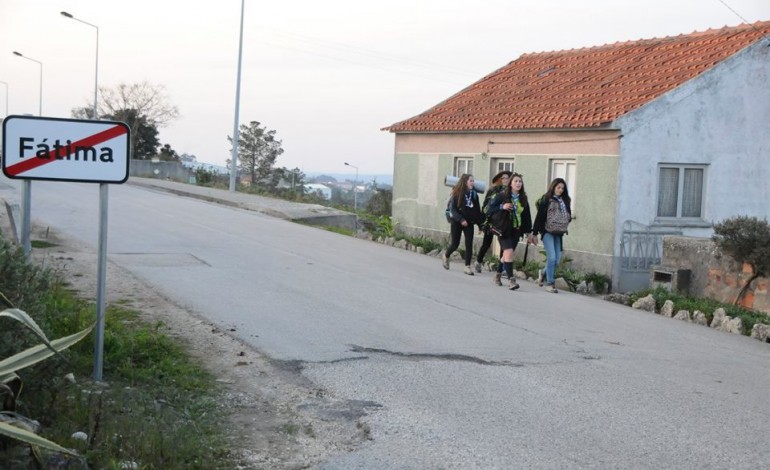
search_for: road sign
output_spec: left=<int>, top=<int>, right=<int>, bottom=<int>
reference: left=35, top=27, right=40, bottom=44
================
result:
left=2, top=115, right=130, bottom=184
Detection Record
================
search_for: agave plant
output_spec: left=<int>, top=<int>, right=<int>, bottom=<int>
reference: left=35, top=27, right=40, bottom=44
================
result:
left=0, top=304, right=94, bottom=458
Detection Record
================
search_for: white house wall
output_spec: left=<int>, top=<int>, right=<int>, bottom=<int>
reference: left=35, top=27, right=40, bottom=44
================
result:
left=612, top=38, right=770, bottom=289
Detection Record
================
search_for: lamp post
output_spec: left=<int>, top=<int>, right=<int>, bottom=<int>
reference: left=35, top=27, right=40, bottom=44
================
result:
left=229, top=0, right=246, bottom=192
left=12, top=52, right=42, bottom=116
left=61, top=11, right=99, bottom=119
left=0, top=80, right=8, bottom=117
left=60, top=11, right=107, bottom=382
left=344, top=162, right=359, bottom=212
left=12, top=51, right=42, bottom=258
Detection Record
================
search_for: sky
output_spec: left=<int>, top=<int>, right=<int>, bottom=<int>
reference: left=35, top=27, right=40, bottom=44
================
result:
left=1, top=0, right=767, bottom=175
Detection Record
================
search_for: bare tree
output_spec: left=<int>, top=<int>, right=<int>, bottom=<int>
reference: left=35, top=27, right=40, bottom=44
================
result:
left=72, top=81, right=179, bottom=127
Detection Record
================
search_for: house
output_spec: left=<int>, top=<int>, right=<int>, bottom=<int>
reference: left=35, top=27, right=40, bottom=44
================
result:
left=305, top=183, right=332, bottom=200
left=383, top=21, right=770, bottom=292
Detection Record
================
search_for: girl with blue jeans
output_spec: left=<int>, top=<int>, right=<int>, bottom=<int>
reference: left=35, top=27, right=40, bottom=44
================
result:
left=532, top=178, right=572, bottom=293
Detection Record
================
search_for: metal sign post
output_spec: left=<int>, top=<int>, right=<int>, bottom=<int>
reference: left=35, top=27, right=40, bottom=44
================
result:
left=2, top=115, right=130, bottom=382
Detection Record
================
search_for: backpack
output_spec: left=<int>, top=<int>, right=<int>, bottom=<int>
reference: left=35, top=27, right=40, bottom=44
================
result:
left=545, top=199, right=570, bottom=235
left=444, top=195, right=454, bottom=223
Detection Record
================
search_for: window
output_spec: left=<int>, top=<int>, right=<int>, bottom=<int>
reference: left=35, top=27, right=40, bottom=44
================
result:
left=454, top=157, right=473, bottom=177
left=495, top=159, right=515, bottom=174
left=490, top=159, right=515, bottom=181
left=657, top=165, right=705, bottom=219
left=550, top=159, right=577, bottom=212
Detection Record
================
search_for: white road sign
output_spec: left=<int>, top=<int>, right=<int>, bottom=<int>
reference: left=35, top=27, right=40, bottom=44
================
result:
left=2, top=115, right=130, bottom=184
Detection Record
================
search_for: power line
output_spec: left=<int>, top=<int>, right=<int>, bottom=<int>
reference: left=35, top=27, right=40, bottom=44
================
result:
left=717, top=0, right=770, bottom=41
left=263, top=28, right=478, bottom=77
left=258, top=39, right=472, bottom=85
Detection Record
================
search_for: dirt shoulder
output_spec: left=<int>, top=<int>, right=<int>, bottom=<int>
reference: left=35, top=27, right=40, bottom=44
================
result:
left=31, top=225, right=369, bottom=469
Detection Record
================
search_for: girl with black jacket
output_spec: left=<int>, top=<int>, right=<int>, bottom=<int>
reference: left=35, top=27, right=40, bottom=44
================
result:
left=487, top=173, right=536, bottom=290
left=474, top=170, right=512, bottom=273
left=442, top=174, right=483, bottom=275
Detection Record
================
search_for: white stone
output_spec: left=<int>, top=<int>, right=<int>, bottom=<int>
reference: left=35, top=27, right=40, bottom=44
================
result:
left=632, top=294, right=656, bottom=312
left=71, top=431, right=88, bottom=441
left=692, top=311, right=708, bottom=326
left=750, top=323, right=770, bottom=342
left=660, top=300, right=675, bottom=317
left=710, top=308, right=727, bottom=328
left=722, top=317, right=743, bottom=335
left=554, top=277, right=571, bottom=291
left=673, top=310, right=691, bottom=322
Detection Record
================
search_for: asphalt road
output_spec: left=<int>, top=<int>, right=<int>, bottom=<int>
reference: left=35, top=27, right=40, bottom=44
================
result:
left=2, top=178, right=769, bottom=469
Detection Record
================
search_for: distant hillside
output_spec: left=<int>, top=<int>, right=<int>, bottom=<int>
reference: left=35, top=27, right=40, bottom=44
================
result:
left=306, top=173, right=392, bottom=186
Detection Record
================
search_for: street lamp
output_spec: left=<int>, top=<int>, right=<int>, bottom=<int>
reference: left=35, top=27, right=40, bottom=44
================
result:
left=344, top=162, right=359, bottom=212
left=229, top=0, right=246, bottom=192
left=12, top=51, right=42, bottom=116
left=61, top=11, right=99, bottom=119
left=0, top=80, right=8, bottom=117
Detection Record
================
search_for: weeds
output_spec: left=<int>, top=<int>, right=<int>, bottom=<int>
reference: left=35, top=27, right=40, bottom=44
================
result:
left=0, top=238, right=236, bottom=469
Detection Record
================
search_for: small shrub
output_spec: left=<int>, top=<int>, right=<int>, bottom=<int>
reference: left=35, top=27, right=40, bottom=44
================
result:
left=401, top=235, right=441, bottom=253
left=713, top=216, right=770, bottom=305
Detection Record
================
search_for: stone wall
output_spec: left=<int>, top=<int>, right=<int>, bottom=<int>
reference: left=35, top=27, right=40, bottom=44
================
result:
left=661, top=236, right=770, bottom=313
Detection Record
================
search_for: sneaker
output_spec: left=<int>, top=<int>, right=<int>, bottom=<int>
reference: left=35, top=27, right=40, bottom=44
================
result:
left=474, top=261, right=482, bottom=273
left=545, top=284, right=558, bottom=293
left=493, top=272, right=502, bottom=286
left=537, top=269, right=544, bottom=287
left=464, top=265, right=474, bottom=276
left=508, top=278, right=520, bottom=290
left=442, top=253, right=449, bottom=270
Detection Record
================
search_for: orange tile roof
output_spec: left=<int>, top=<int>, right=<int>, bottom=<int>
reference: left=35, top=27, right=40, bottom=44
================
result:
left=384, top=22, right=770, bottom=133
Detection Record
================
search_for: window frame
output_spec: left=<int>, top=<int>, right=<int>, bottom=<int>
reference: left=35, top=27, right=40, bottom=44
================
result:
left=453, top=156, right=474, bottom=177
left=655, top=163, right=708, bottom=221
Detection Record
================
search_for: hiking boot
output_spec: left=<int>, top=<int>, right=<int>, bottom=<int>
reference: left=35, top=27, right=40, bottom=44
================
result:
left=537, top=269, right=544, bottom=287
left=464, top=265, right=474, bottom=276
left=545, top=284, right=558, bottom=293
left=474, top=261, right=482, bottom=273
left=508, top=278, right=520, bottom=290
left=493, top=272, right=502, bottom=286
left=442, top=253, right=449, bottom=270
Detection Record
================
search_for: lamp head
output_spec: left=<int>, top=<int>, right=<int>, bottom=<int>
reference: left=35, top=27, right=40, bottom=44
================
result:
left=12, top=51, right=22, bottom=57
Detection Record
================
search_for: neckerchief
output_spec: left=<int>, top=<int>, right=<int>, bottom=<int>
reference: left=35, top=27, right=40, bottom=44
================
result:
left=465, top=190, right=475, bottom=208
left=510, top=193, right=522, bottom=228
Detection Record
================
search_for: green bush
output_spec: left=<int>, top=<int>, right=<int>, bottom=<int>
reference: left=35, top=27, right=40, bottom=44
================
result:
left=0, top=238, right=54, bottom=360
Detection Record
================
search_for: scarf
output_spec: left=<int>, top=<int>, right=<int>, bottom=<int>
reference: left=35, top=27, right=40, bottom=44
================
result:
left=510, top=193, right=522, bottom=228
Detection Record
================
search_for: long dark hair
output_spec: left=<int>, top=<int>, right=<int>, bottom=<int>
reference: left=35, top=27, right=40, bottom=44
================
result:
left=504, top=172, right=528, bottom=205
left=451, top=174, right=473, bottom=206
left=544, top=178, right=571, bottom=205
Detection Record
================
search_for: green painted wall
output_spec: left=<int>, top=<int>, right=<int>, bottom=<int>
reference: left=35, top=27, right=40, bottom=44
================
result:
left=393, top=151, right=619, bottom=274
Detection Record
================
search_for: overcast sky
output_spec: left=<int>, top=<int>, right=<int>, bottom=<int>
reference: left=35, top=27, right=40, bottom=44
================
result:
left=1, top=0, right=767, bottom=174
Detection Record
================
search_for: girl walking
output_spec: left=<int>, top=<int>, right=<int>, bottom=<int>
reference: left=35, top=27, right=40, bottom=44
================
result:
left=474, top=170, right=511, bottom=273
left=532, top=178, right=572, bottom=293
left=486, top=173, right=536, bottom=290
left=442, top=174, right=483, bottom=275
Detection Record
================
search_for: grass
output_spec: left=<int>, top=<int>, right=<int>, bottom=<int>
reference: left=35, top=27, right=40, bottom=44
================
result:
left=6, top=281, right=237, bottom=469
left=31, top=239, right=58, bottom=249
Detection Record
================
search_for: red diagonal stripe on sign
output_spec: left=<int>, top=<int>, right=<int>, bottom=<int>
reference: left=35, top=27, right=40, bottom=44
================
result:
left=5, top=124, right=128, bottom=177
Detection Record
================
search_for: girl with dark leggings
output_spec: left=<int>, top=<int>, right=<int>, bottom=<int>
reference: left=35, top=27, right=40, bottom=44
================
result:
left=442, top=174, right=483, bottom=275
